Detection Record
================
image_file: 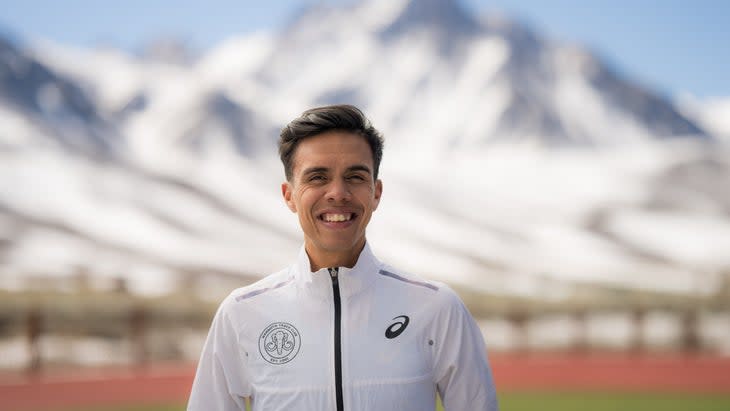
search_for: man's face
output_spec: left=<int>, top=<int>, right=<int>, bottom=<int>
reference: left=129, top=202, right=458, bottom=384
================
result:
left=282, top=130, right=382, bottom=268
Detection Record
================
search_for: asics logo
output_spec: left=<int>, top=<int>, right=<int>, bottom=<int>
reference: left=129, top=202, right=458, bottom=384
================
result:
left=385, top=315, right=410, bottom=339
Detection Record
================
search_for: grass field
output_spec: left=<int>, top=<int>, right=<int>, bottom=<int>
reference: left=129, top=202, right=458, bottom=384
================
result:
left=497, top=391, right=730, bottom=411
left=64, top=391, right=730, bottom=411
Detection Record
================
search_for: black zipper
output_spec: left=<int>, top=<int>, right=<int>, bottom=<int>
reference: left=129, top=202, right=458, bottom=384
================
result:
left=328, top=267, right=344, bottom=411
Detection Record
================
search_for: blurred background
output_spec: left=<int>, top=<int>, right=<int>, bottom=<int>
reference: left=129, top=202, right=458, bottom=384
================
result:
left=1, top=0, right=729, bottom=410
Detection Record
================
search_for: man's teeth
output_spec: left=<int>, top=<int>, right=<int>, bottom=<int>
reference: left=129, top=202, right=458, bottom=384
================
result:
left=323, top=213, right=352, bottom=222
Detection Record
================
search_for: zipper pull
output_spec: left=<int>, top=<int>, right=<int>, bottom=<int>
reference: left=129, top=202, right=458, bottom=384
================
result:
left=328, top=267, right=339, bottom=279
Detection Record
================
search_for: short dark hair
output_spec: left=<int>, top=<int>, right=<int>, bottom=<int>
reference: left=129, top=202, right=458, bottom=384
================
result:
left=278, top=104, right=384, bottom=181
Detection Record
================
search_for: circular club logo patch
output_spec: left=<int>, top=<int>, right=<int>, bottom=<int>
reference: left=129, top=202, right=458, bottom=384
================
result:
left=258, top=322, right=301, bottom=365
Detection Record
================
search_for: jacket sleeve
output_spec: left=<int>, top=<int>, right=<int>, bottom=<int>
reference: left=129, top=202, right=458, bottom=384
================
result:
left=432, top=288, right=499, bottom=411
left=188, top=300, right=250, bottom=411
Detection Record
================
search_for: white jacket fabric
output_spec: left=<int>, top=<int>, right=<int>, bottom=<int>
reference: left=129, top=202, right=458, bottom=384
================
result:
left=188, top=243, right=498, bottom=411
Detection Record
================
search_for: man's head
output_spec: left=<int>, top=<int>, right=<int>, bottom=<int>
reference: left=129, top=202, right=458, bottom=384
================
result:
left=279, top=105, right=384, bottom=270
left=278, top=105, right=384, bottom=182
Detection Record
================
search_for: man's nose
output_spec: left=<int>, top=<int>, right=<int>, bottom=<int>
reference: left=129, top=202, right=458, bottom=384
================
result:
left=327, top=178, right=351, bottom=202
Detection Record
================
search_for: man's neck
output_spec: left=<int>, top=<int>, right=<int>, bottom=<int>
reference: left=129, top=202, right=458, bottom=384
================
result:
left=306, top=242, right=365, bottom=272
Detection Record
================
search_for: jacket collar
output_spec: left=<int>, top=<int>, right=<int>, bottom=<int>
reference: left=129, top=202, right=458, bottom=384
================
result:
left=294, top=242, right=380, bottom=299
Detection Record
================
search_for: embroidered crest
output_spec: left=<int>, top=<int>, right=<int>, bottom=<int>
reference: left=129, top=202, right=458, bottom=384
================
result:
left=258, top=322, right=301, bottom=364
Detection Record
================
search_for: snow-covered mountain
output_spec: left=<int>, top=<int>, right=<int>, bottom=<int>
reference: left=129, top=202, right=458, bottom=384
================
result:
left=242, top=0, right=708, bottom=149
left=1, top=0, right=728, bottom=300
left=677, top=95, right=730, bottom=142
left=0, top=37, right=121, bottom=157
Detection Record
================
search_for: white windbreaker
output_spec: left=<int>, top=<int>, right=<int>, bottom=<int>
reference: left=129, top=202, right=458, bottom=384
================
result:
left=188, top=243, right=498, bottom=411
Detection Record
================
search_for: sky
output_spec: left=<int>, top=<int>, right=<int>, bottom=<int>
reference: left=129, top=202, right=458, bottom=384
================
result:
left=1, top=0, right=728, bottom=98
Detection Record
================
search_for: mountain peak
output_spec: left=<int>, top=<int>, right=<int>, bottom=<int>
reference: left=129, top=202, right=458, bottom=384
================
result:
left=380, top=0, right=481, bottom=39
left=140, top=37, right=194, bottom=65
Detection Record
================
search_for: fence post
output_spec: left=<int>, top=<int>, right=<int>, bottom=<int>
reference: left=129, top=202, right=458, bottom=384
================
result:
left=680, top=309, right=700, bottom=352
left=26, top=307, right=42, bottom=374
left=630, top=308, right=646, bottom=353
left=508, top=310, right=529, bottom=352
left=130, top=306, right=147, bottom=366
left=573, top=309, right=589, bottom=352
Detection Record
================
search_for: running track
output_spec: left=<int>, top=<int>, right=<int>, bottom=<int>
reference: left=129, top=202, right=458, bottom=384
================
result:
left=1, top=354, right=729, bottom=411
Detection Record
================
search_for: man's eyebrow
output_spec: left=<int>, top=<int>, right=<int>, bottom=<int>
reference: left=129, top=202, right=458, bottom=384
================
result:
left=301, top=167, right=329, bottom=176
left=347, top=164, right=372, bottom=174
left=301, top=165, right=372, bottom=175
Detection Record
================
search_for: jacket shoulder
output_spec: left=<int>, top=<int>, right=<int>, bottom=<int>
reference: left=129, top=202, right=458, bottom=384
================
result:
left=220, top=267, right=294, bottom=308
left=378, top=264, right=466, bottom=310
left=377, top=264, right=440, bottom=291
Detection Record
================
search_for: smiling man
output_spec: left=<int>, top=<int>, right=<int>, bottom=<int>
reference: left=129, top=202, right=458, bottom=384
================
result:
left=188, top=105, right=498, bottom=411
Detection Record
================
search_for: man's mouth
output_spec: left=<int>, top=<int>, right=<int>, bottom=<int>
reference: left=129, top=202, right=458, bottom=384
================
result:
left=319, top=213, right=354, bottom=222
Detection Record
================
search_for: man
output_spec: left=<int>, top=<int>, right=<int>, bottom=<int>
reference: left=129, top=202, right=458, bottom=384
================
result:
left=188, top=105, right=498, bottom=411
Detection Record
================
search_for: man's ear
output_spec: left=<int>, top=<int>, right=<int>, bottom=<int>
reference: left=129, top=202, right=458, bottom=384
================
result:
left=282, top=182, right=297, bottom=213
left=373, top=179, right=383, bottom=210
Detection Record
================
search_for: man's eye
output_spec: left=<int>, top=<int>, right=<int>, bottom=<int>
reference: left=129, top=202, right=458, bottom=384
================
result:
left=347, top=175, right=365, bottom=182
left=308, top=175, right=326, bottom=182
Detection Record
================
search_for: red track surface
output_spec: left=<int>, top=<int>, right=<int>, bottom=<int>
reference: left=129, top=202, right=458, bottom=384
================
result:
left=0, top=363, right=195, bottom=411
left=491, top=353, right=730, bottom=392
left=1, top=354, right=729, bottom=411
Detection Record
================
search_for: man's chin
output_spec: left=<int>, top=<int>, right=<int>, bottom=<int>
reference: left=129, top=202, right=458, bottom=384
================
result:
left=310, top=238, right=365, bottom=255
